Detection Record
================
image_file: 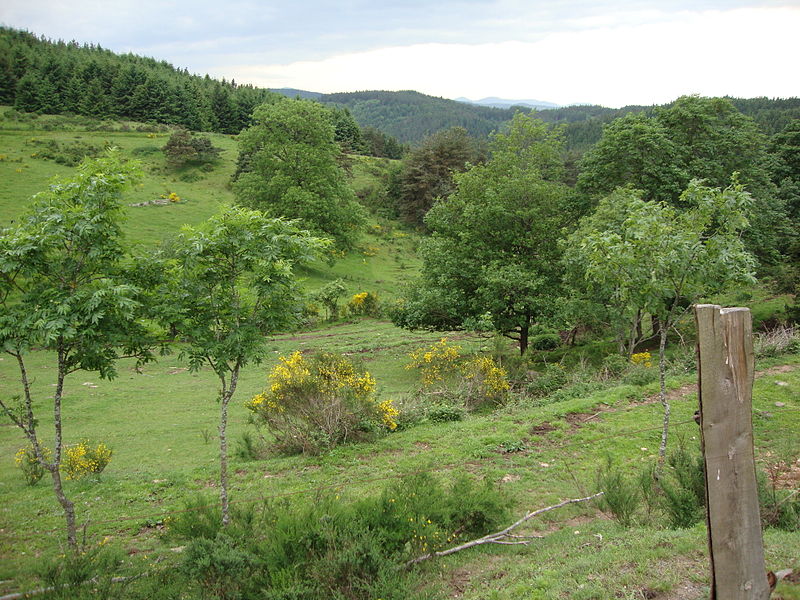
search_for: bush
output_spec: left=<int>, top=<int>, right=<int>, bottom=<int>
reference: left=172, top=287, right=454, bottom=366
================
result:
left=600, top=353, right=629, bottom=379
left=596, top=459, right=640, bottom=528
left=347, top=291, right=381, bottom=317
left=426, top=402, right=465, bottom=423
left=525, top=363, right=568, bottom=397
left=406, top=338, right=462, bottom=386
left=15, top=445, right=51, bottom=485
left=162, top=128, right=221, bottom=168
left=167, top=473, right=509, bottom=600
left=246, top=352, right=397, bottom=454
left=530, top=333, right=561, bottom=351
left=754, top=326, right=800, bottom=358
left=658, top=444, right=706, bottom=528
left=461, top=356, right=511, bottom=409
left=61, top=441, right=112, bottom=480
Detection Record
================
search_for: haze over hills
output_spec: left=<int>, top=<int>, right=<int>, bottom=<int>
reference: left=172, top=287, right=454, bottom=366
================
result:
left=455, top=96, right=560, bottom=110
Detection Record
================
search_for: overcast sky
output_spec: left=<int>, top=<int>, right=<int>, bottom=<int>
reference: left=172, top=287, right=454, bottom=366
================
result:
left=2, top=1, right=798, bottom=107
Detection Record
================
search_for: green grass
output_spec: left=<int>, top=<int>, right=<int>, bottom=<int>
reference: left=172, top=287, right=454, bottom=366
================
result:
left=2, top=341, right=798, bottom=596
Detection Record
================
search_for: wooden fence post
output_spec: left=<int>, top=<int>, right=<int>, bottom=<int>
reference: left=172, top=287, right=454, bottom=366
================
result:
left=695, top=304, right=769, bottom=600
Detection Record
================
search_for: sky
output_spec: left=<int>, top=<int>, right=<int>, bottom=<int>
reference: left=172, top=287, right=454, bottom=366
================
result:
left=1, top=0, right=798, bottom=108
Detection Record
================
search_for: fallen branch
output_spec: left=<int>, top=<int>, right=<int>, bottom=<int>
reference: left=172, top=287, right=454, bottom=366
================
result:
left=406, top=491, right=604, bottom=567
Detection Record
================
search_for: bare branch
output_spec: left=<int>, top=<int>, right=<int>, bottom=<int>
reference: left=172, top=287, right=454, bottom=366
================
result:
left=406, top=492, right=603, bottom=567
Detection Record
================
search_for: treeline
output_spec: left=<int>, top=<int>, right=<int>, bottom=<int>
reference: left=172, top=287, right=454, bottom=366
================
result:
left=0, top=27, right=277, bottom=133
left=0, top=27, right=407, bottom=158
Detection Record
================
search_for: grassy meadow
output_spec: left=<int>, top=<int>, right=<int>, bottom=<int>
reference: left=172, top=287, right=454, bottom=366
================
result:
left=0, top=108, right=799, bottom=599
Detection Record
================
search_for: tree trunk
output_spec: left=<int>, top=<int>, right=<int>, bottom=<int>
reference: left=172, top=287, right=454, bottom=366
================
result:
left=218, top=365, right=239, bottom=527
left=635, top=309, right=643, bottom=345
left=656, top=324, right=670, bottom=465
left=54, top=343, right=78, bottom=551
left=519, top=320, right=529, bottom=355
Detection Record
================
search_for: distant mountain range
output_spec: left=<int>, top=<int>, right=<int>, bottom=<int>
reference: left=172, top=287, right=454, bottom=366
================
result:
left=455, top=97, right=560, bottom=110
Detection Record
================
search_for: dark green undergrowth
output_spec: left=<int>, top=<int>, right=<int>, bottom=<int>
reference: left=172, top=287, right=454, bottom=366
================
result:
left=32, top=472, right=511, bottom=599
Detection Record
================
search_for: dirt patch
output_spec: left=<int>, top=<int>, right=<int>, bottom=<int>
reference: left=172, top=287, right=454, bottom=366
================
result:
left=448, top=568, right=471, bottom=597
left=414, top=441, right=432, bottom=450
left=529, top=421, right=557, bottom=435
left=758, top=364, right=800, bottom=377
left=564, top=410, right=606, bottom=430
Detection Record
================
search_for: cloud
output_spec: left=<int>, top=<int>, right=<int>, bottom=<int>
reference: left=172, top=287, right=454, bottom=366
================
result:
left=218, top=6, right=800, bottom=107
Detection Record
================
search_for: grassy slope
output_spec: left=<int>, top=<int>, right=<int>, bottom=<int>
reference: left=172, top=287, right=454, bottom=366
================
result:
left=1, top=109, right=799, bottom=598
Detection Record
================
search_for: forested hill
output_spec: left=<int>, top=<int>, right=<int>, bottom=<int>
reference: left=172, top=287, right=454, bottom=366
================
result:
left=316, top=90, right=519, bottom=144
left=3, top=26, right=800, bottom=149
left=0, top=27, right=279, bottom=134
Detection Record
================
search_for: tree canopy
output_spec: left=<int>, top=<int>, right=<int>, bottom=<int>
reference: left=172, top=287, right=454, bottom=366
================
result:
left=232, top=98, right=366, bottom=251
left=394, top=113, right=576, bottom=353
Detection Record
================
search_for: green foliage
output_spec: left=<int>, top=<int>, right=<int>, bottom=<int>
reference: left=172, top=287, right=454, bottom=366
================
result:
left=658, top=444, right=706, bottom=529
left=577, top=95, right=781, bottom=261
left=168, top=472, right=508, bottom=600
left=162, top=127, right=221, bottom=168
left=36, top=544, right=125, bottom=600
left=347, top=291, right=381, bottom=317
left=0, top=26, right=279, bottom=133
left=525, top=364, right=568, bottom=398
left=565, top=180, right=756, bottom=359
left=394, top=113, right=576, bottom=354
left=392, top=126, right=481, bottom=225
left=0, top=151, right=154, bottom=547
left=232, top=98, right=366, bottom=251
left=596, top=459, right=640, bottom=528
left=530, top=333, right=561, bottom=351
left=425, top=402, right=465, bottom=423
left=312, top=278, right=347, bottom=320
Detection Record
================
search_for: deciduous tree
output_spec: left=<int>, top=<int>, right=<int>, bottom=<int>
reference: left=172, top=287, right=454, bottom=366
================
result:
left=153, top=206, right=324, bottom=525
left=233, top=98, right=365, bottom=251
left=564, top=180, right=756, bottom=461
left=394, top=114, right=575, bottom=354
left=0, top=153, right=153, bottom=550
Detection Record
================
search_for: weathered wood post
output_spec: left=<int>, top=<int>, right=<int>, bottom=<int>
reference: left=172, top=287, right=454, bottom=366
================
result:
left=695, top=304, right=769, bottom=600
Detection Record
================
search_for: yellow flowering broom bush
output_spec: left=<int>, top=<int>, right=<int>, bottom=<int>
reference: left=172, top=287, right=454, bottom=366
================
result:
left=61, top=440, right=113, bottom=480
left=346, top=291, right=380, bottom=317
left=246, top=351, right=399, bottom=454
left=407, top=339, right=511, bottom=410
left=15, top=445, right=52, bottom=486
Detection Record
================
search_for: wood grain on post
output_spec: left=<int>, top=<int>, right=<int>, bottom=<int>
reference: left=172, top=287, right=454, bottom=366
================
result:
left=695, top=304, right=769, bottom=600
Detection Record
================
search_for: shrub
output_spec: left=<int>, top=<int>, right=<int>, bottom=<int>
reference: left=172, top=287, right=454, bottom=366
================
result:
left=754, top=326, right=800, bottom=358
left=461, top=355, right=510, bottom=408
left=234, top=431, right=264, bottom=461
left=162, top=128, right=221, bottom=168
left=167, top=473, right=508, bottom=600
left=658, top=444, right=706, bottom=528
left=426, top=402, right=464, bottom=423
left=525, top=363, right=568, bottom=397
left=313, top=278, right=347, bottom=320
left=596, top=459, right=640, bottom=528
left=246, top=352, right=397, bottom=454
left=630, top=351, right=653, bottom=368
left=61, top=441, right=112, bottom=480
left=600, top=353, right=628, bottom=379
left=530, top=333, right=561, bottom=351
left=347, top=291, right=381, bottom=316
left=406, top=338, right=462, bottom=387
left=15, top=445, right=51, bottom=485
